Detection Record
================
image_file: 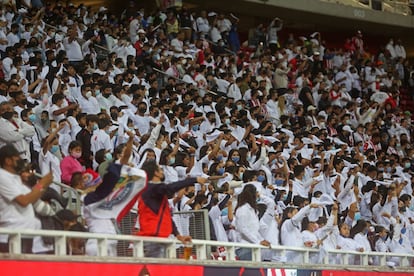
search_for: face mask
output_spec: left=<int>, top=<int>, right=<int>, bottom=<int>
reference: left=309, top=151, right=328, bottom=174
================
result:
left=281, top=194, right=288, bottom=201
left=186, top=192, right=194, bottom=198
left=50, top=145, right=60, bottom=154
left=28, top=114, right=36, bottom=122
left=397, top=143, right=401, bottom=147
left=354, top=212, right=361, bottom=221
left=257, top=175, right=265, bottom=182
left=71, top=152, right=82, bottom=159
left=103, top=93, right=111, bottom=98
left=217, top=167, right=225, bottom=175
left=386, top=167, right=392, bottom=173
left=381, top=235, right=387, bottom=241
left=271, top=159, right=277, bottom=165
left=378, top=167, right=384, bottom=172
left=236, top=104, right=242, bottom=111
left=95, top=89, right=101, bottom=96
left=85, top=91, right=92, bottom=98
left=239, top=172, right=244, bottom=180
left=401, top=227, right=407, bottom=234
left=153, top=111, right=160, bottom=118
left=216, top=154, right=223, bottom=161
left=405, top=162, right=411, bottom=169
left=246, top=153, right=253, bottom=162
left=275, top=179, right=284, bottom=186
left=410, top=205, right=414, bottom=212
left=105, top=152, right=112, bottom=161
left=184, top=119, right=190, bottom=126
left=231, top=156, right=240, bottom=163
left=169, top=157, right=175, bottom=165
left=161, top=141, right=168, bottom=149
left=225, top=118, right=230, bottom=125
left=192, top=125, right=199, bottom=131
left=2, top=111, right=14, bottom=120
left=139, top=108, right=146, bottom=113
left=92, top=124, right=98, bottom=131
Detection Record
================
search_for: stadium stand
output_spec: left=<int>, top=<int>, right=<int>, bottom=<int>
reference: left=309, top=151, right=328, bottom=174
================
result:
left=0, top=0, right=413, bottom=272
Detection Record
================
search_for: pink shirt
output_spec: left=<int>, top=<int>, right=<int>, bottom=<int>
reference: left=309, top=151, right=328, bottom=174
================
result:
left=60, top=156, right=83, bottom=185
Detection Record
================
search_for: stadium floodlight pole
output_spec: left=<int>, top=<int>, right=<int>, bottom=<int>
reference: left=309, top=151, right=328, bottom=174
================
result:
left=152, top=67, right=218, bottom=96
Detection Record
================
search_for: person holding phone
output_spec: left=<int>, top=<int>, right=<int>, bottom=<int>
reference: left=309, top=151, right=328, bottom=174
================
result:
left=0, top=144, right=53, bottom=253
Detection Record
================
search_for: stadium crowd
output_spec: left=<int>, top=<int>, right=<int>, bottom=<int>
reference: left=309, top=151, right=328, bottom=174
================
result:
left=0, top=0, right=413, bottom=266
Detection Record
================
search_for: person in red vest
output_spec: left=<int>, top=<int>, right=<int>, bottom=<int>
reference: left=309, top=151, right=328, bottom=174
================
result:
left=138, top=160, right=208, bottom=257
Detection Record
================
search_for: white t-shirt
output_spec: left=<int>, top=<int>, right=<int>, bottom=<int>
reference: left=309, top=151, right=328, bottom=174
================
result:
left=0, top=168, right=41, bottom=243
left=63, top=38, right=83, bottom=62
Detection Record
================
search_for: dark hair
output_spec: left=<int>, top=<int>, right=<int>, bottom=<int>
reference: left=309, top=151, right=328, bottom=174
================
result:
left=235, top=184, right=257, bottom=212
left=86, top=114, right=99, bottom=125
left=95, top=149, right=106, bottom=164
left=141, top=160, right=159, bottom=180
left=98, top=118, right=110, bottom=129
left=0, top=144, right=20, bottom=167
left=68, top=140, right=82, bottom=152
left=293, top=165, right=305, bottom=177
left=70, top=172, right=83, bottom=188
left=350, top=219, right=368, bottom=238
left=159, top=148, right=172, bottom=166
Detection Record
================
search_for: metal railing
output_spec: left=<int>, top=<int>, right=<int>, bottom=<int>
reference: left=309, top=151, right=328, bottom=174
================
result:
left=1, top=227, right=414, bottom=270
left=34, top=173, right=82, bottom=215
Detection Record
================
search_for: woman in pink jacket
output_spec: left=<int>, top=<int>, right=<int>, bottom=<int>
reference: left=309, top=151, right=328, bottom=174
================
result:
left=60, top=141, right=84, bottom=185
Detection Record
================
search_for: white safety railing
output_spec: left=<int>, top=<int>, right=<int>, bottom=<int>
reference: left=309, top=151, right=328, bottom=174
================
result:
left=1, top=227, right=414, bottom=270
left=34, top=173, right=82, bottom=215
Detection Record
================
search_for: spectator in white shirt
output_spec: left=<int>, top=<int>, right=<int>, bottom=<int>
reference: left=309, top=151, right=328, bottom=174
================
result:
left=6, top=23, right=19, bottom=47
left=394, top=39, right=406, bottom=59
left=91, top=117, right=113, bottom=156
left=63, top=28, right=83, bottom=63
left=234, top=184, right=270, bottom=260
left=78, top=84, right=100, bottom=115
left=385, top=38, right=397, bottom=60
left=196, top=10, right=210, bottom=39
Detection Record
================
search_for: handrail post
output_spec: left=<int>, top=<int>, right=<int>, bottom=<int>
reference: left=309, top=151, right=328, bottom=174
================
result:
left=303, top=249, right=309, bottom=264
left=166, top=241, right=177, bottom=259
left=8, top=233, right=21, bottom=254
left=227, top=245, right=237, bottom=261
left=252, top=246, right=261, bottom=262
left=195, top=242, right=207, bottom=260
left=54, top=234, right=66, bottom=256
left=97, top=238, right=108, bottom=257
left=133, top=240, right=144, bottom=258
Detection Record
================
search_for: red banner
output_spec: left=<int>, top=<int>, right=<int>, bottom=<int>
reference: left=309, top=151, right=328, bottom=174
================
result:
left=0, top=261, right=203, bottom=276
left=2, top=260, right=413, bottom=276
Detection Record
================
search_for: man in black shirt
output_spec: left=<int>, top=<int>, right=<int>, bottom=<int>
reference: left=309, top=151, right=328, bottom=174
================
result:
left=76, top=114, right=99, bottom=169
